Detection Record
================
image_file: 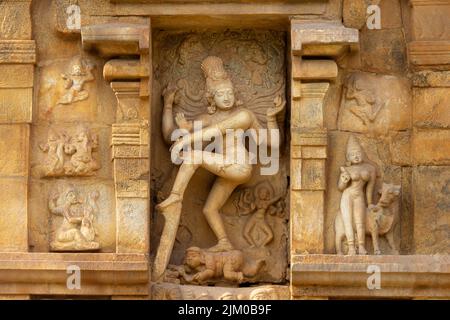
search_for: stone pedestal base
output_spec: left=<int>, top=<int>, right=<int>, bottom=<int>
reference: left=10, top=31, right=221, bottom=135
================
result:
left=0, top=253, right=149, bottom=297
left=291, top=254, right=450, bottom=299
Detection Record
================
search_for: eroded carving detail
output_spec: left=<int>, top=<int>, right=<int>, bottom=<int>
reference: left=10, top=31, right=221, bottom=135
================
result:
left=151, top=283, right=288, bottom=300
left=344, top=74, right=385, bottom=128
left=48, top=184, right=100, bottom=251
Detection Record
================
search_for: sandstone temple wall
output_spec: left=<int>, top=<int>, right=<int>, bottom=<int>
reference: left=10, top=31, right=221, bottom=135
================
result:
left=0, top=0, right=448, bottom=300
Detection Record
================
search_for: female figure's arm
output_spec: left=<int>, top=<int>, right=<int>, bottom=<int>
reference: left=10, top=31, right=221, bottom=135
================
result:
left=162, top=86, right=178, bottom=144
left=265, top=96, right=286, bottom=147
left=338, top=167, right=351, bottom=191
left=366, top=167, right=376, bottom=206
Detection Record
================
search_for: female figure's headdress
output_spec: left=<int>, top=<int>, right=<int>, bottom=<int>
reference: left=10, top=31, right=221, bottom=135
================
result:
left=345, top=135, right=365, bottom=166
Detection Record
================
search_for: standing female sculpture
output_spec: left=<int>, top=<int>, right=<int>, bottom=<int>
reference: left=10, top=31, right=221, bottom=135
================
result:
left=337, top=136, right=377, bottom=255
left=155, top=56, right=284, bottom=274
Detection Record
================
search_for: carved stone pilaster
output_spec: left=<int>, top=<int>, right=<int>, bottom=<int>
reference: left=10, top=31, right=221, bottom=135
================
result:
left=82, top=21, right=151, bottom=254
left=112, top=123, right=149, bottom=253
left=289, top=20, right=359, bottom=298
left=0, top=0, right=35, bottom=254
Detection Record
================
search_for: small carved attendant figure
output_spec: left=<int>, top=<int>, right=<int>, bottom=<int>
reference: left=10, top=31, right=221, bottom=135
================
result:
left=57, top=57, right=95, bottom=106
left=39, top=129, right=68, bottom=176
left=64, top=126, right=100, bottom=176
left=235, top=182, right=281, bottom=248
left=49, top=186, right=100, bottom=251
left=336, top=136, right=376, bottom=255
left=176, top=246, right=264, bottom=284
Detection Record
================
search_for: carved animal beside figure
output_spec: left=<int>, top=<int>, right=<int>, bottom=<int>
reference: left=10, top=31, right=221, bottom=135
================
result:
left=335, top=183, right=401, bottom=255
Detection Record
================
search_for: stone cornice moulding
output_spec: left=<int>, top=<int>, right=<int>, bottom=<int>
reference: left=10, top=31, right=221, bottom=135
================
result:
left=0, top=253, right=149, bottom=296
left=291, top=254, right=450, bottom=298
left=408, top=40, right=450, bottom=66
left=82, top=23, right=149, bottom=58
left=0, top=40, right=36, bottom=64
left=409, top=0, right=450, bottom=6
left=291, top=21, right=359, bottom=57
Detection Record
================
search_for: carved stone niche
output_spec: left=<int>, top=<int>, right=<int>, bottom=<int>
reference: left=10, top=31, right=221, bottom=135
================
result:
left=151, top=30, right=289, bottom=286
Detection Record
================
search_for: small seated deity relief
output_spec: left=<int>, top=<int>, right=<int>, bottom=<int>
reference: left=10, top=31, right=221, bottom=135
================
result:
left=334, top=136, right=402, bottom=255
left=167, top=246, right=264, bottom=285
left=48, top=185, right=100, bottom=251
left=39, top=126, right=100, bottom=177
left=234, top=181, right=284, bottom=248
left=56, top=56, right=95, bottom=106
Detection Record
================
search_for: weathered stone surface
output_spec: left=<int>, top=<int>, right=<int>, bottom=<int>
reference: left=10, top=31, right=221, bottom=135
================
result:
left=0, top=88, right=33, bottom=123
left=409, top=0, right=450, bottom=42
left=342, top=0, right=368, bottom=30
left=0, top=0, right=448, bottom=301
left=413, top=167, right=450, bottom=254
left=0, top=125, right=29, bottom=176
left=412, top=129, right=450, bottom=165
left=0, top=0, right=32, bottom=40
left=360, top=28, right=407, bottom=73
left=291, top=190, right=324, bottom=254
left=379, top=0, right=403, bottom=29
left=413, top=88, right=450, bottom=129
left=411, top=71, right=450, bottom=87
left=0, top=178, right=28, bottom=252
left=0, top=65, right=34, bottom=88
left=390, top=131, right=412, bottom=166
